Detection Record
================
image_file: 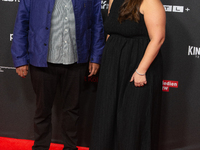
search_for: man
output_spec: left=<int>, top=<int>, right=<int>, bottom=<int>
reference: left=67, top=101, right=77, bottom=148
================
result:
left=11, top=0, right=104, bottom=149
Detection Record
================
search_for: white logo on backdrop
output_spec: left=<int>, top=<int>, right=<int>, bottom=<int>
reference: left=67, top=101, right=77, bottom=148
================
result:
left=101, top=0, right=109, bottom=10
left=0, top=66, right=16, bottom=73
left=2, top=0, right=20, bottom=2
left=188, top=45, right=200, bottom=58
left=10, top=34, right=13, bottom=41
left=164, top=5, right=190, bottom=13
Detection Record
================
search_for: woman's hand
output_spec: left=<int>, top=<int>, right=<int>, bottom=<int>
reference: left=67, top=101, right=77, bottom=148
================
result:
left=130, top=71, right=147, bottom=87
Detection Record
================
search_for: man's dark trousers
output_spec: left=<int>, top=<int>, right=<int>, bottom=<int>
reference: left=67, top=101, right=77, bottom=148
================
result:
left=30, top=62, right=87, bottom=150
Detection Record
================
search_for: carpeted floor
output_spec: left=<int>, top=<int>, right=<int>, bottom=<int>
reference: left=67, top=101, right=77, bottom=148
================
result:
left=0, top=137, right=89, bottom=150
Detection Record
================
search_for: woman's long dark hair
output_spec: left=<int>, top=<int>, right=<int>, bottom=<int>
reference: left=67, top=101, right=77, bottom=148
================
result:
left=118, top=0, right=143, bottom=23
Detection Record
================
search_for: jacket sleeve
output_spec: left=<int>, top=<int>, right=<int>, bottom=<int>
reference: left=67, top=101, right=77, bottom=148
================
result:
left=90, top=0, right=105, bottom=64
left=11, top=0, right=30, bottom=67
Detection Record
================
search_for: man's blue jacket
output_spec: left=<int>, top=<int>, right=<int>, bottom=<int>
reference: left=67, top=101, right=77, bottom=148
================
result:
left=11, top=0, right=105, bottom=67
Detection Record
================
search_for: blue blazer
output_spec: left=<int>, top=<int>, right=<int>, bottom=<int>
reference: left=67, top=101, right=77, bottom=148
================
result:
left=11, top=0, right=105, bottom=67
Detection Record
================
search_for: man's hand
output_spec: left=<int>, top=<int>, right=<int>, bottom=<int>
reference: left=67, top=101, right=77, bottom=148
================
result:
left=16, top=65, right=29, bottom=78
left=88, top=62, right=100, bottom=77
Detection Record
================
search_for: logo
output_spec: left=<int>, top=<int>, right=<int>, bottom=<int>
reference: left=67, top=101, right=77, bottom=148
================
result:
left=101, top=0, right=109, bottom=10
left=84, top=76, right=98, bottom=83
left=2, top=0, right=20, bottom=2
left=162, top=80, right=178, bottom=92
left=188, top=45, right=200, bottom=58
left=0, top=66, right=16, bottom=73
left=164, top=5, right=190, bottom=13
left=10, top=34, right=13, bottom=41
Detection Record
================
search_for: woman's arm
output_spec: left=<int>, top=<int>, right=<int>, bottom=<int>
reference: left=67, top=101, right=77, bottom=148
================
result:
left=130, top=0, right=166, bottom=87
left=108, top=0, right=114, bottom=14
left=106, top=0, right=114, bottom=41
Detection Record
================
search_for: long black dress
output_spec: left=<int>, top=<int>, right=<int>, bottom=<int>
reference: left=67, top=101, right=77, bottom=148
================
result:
left=90, top=0, right=162, bottom=149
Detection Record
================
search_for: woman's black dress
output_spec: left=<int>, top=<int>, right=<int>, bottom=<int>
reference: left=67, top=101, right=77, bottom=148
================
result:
left=90, top=0, right=162, bottom=149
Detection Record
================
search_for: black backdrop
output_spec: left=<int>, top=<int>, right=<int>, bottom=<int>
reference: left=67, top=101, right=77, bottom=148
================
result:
left=1, top=0, right=200, bottom=149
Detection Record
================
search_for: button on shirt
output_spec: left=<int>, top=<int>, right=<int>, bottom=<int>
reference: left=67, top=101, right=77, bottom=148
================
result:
left=48, top=0, right=78, bottom=64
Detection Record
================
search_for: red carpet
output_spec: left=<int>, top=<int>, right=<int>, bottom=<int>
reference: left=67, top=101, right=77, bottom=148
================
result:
left=0, top=137, right=89, bottom=150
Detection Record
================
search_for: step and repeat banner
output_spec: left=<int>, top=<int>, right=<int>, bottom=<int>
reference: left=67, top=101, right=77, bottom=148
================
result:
left=0, top=0, right=200, bottom=149
left=160, top=1, right=200, bottom=149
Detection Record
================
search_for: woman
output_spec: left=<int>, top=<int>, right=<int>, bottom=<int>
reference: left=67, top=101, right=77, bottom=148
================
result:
left=90, top=0, right=165, bottom=149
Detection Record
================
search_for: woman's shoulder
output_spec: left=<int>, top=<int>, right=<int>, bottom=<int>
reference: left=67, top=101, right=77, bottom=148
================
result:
left=140, top=0, right=165, bottom=15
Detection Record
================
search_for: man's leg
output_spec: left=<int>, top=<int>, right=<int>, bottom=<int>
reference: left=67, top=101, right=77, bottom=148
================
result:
left=30, top=64, right=58, bottom=150
left=59, top=63, right=87, bottom=150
